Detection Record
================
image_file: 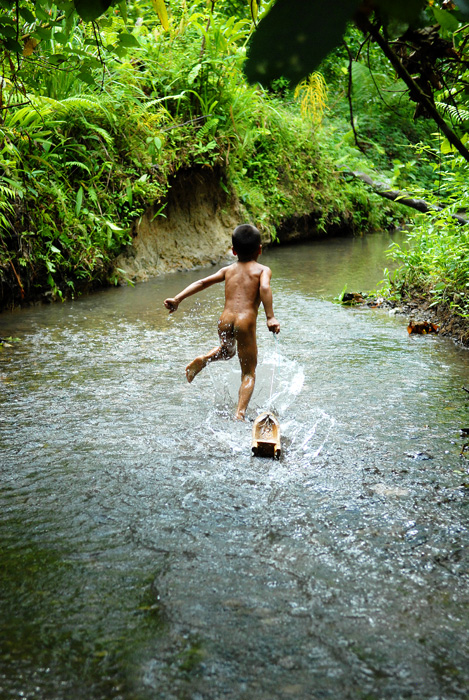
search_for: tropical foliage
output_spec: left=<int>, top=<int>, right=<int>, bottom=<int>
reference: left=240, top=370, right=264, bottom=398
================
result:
left=1, top=0, right=394, bottom=306
left=0, top=0, right=468, bottom=327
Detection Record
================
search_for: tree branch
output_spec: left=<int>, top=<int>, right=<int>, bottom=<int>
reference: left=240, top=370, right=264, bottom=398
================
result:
left=343, top=40, right=365, bottom=153
left=356, top=14, right=469, bottom=163
left=347, top=170, right=468, bottom=225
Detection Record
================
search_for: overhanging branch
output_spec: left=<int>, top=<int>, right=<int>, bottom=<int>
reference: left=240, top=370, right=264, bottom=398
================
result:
left=347, top=170, right=468, bottom=225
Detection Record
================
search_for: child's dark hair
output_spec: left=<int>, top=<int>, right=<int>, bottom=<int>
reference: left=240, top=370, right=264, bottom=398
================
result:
left=232, top=224, right=261, bottom=259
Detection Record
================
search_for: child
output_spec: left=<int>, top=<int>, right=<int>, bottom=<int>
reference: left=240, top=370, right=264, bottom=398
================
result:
left=164, top=224, right=280, bottom=420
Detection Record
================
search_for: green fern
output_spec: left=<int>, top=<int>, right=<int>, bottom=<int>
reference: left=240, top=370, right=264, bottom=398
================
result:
left=436, top=101, right=469, bottom=124
left=65, top=161, right=92, bottom=175
left=196, top=116, right=219, bottom=140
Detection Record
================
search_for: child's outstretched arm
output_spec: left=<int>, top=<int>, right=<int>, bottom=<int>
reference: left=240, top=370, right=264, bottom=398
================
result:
left=259, top=268, right=280, bottom=333
left=164, top=267, right=227, bottom=313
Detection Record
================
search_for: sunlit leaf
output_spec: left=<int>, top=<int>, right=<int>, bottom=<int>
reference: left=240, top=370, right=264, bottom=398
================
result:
left=250, top=0, right=259, bottom=23
left=118, top=32, right=140, bottom=48
left=75, top=186, right=83, bottom=216
left=151, top=0, right=169, bottom=31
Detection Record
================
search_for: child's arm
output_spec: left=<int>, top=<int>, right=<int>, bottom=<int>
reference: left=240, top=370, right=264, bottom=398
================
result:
left=259, top=268, right=280, bottom=333
left=164, top=267, right=227, bottom=313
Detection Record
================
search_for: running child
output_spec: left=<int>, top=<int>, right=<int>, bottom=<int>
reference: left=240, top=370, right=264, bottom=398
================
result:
left=164, top=224, right=280, bottom=420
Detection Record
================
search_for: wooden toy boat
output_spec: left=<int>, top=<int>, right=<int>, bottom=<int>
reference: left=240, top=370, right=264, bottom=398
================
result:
left=252, top=412, right=281, bottom=459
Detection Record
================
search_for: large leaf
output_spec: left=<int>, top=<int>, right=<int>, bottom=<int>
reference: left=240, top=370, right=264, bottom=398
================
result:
left=376, top=0, right=426, bottom=23
left=432, top=6, right=461, bottom=32
left=73, top=0, right=114, bottom=22
left=117, top=31, right=141, bottom=48
left=245, top=0, right=430, bottom=86
left=151, top=0, right=169, bottom=31
left=245, top=0, right=360, bottom=85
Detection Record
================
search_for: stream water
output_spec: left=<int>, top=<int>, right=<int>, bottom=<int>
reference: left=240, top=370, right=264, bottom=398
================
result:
left=1, top=233, right=468, bottom=700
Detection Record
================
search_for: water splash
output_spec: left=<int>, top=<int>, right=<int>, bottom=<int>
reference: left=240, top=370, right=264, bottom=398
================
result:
left=205, top=348, right=305, bottom=417
left=199, top=351, right=334, bottom=463
left=282, top=408, right=336, bottom=465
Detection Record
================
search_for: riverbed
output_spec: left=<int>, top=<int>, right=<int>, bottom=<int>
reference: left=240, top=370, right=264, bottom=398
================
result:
left=1, top=233, right=468, bottom=699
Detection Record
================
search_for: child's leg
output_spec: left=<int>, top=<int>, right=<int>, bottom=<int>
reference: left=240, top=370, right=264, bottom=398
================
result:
left=186, top=319, right=236, bottom=383
left=234, top=320, right=257, bottom=420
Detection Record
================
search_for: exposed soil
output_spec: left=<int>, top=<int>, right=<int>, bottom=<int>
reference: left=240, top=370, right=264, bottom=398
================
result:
left=115, top=167, right=248, bottom=282
left=361, top=295, right=469, bottom=348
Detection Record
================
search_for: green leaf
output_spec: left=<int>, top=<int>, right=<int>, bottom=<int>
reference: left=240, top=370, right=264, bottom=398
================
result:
left=2, top=37, right=23, bottom=53
left=188, top=63, right=202, bottom=85
left=73, top=0, right=113, bottom=23
left=105, top=220, right=125, bottom=231
left=19, top=7, right=36, bottom=23
left=118, top=1, right=128, bottom=24
left=432, top=7, right=461, bottom=32
left=245, top=0, right=360, bottom=85
left=53, top=31, right=70, bottom=43
left=250, top=0, right=259, bottom=23
left=33, top=27, right=53, bottom=40
left=117, top=32, right=140, bottom=48
left=75, top=186, right=84, bottom=216
left=113, top=45, right=128, bottom=58
left=77, top=69, right=96, bottom=86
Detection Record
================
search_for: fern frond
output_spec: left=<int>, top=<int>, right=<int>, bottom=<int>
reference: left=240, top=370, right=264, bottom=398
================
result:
left=197, top=117, right=219, bottom=139
left=0, top=184, right=16, bottom=200
left=436, top=102, right=469, bottom=124
left=65, top=161, right=92, bottom=174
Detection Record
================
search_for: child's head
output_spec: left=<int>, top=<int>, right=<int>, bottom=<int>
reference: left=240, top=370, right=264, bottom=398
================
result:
left=232, top=224, right=261, bottom=261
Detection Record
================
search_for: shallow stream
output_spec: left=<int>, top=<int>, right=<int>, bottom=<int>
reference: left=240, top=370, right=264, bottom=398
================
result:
left=1, top=233, right=468, bottom=699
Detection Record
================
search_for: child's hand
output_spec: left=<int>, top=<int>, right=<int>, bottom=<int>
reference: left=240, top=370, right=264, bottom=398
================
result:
left=267, top=317, right=280, bottom=334
left=164, top=298, right=179, bottom=313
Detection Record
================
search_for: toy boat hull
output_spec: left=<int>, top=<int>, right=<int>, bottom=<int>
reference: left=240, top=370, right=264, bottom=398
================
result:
left=252, top=412, right=281, bottom=459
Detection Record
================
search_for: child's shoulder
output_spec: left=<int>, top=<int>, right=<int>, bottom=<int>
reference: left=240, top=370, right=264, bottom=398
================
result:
left=258, top=261, right=272, bottom=273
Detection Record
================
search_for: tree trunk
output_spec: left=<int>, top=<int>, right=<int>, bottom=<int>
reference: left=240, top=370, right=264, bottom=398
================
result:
left=348, top=170, right=468, bottom=225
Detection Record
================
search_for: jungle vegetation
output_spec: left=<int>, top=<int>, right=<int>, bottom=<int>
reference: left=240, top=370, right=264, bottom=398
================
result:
left=0, top=0, right=468, bottom=325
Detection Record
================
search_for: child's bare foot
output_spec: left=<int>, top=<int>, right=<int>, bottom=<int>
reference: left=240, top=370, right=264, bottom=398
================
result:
left=234, top=411, right=246, bottom=421
left=185, top=357, right=206, bottom=383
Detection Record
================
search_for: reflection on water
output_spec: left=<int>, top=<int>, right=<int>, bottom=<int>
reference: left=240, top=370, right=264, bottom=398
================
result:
left=1, top=234, right=468, bottom=699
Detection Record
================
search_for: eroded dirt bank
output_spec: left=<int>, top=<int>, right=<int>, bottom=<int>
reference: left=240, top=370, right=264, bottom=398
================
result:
left=115, top=168, right=250, bottom=282
left=114, top=167, right=350, bottom=283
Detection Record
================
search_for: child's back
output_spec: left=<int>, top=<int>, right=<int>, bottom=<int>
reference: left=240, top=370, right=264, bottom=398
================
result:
left=163, top=224, right=279, bottom=419
left=223, top=260, right=266, bottom=316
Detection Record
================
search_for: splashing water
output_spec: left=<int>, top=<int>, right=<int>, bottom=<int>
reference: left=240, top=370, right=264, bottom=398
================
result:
left=202, top=343, right=334, bottom=463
